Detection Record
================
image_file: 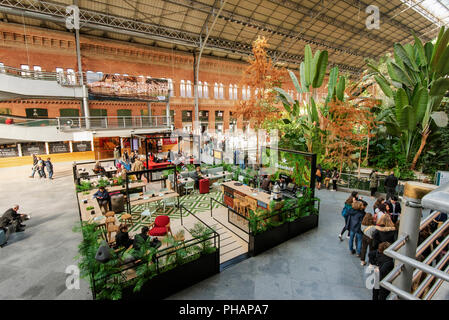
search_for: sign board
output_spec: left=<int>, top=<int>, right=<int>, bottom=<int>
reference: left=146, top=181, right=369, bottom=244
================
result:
left=49, top=141, right=70, bottom=154
left=21, top=142, right=46, bottom=156
left=86, top=73, right=169, bottom=102
left=436, top=171, right=449, bottom=186
left=73, top=141, right=92, bottom=152
left=0, top=144, right=18, bottom=157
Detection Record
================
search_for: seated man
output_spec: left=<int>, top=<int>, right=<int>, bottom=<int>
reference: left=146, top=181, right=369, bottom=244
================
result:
left=132, top=226, right=149, bottom=252
left=192, top=166, right=204, bottom=189
left=92, top=186, right=110, bottom=214
left=0, top=205, right=27, bottom=233
left=115, top=223, right=133, bottom=249
left=93, top=161, right=106, bottom=175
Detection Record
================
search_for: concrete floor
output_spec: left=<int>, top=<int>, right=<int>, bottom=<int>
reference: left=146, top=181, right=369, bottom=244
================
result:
left=0, top=161, right=374, bottom=300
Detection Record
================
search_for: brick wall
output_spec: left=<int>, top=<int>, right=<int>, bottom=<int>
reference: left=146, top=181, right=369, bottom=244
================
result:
left=0, top=22, right=330, bottom=130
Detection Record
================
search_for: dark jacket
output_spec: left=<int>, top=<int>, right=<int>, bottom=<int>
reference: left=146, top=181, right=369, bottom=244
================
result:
left=93, top=189, right=110, bottom=201
left=346, top=208, right=365, bottom=233
left=0, top=208, right=20, bottom=228
left=115, top=231, right=132, bottom=249
left=132, top=232, right=149, bottom=252
left=368, top=250, right=394, bottom=300
left=384, top=174, right=398, bottom=189
left=45, top=160, right=53, bottom=171
left=371, top=227, right=397, bottom=251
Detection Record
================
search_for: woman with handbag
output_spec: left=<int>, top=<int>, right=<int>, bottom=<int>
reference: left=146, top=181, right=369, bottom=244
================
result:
left=338, top=191, right=359, bottom=241
left=360, top=213, right=376, bottom=265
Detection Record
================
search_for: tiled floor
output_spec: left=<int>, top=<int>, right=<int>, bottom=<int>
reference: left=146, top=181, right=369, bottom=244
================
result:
left=0, top=162, right=374, bottom=299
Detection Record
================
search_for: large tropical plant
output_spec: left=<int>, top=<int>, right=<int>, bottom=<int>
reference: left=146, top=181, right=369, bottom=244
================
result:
left=369, top=28, right=449, bottom=169
left=274, top=45, right=345, bottom=154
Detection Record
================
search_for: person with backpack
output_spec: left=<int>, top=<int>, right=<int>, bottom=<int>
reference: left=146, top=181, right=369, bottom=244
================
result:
left=338, top=191, right=359, bottom=241
left=347, top=200, right=365, bottom=256
left=316, top=164, right=323, bottom=190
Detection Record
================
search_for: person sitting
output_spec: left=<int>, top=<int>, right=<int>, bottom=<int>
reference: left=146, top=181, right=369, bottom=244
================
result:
left=279, top=177, right=287, bottom=190
left=131, top=157, right=144, bottom=180
left=115, top=223, right=133, bottom=249
left=132, top=226, right=149, bottom=252
left=92, top=186, right=110, bottom=214
left=93, top=161, right=106, bottom=175
left=0, top=205, right=27, bottom=233
left=192, top=166, right=204, bottom=189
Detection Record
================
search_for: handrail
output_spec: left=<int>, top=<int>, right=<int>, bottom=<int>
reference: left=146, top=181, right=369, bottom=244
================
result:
left=57, top=115, right=173, bottom=130
left=0, top=65, right=82, bottom=86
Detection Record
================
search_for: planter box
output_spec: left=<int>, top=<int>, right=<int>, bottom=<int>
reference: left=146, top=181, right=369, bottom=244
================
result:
left=117, top=250, right=219, bottom=300
left=249, top=214, right=319, bottom=256
left=287, top=214, right=319, bottom=240
left=249, top=222, right=289, bottom=256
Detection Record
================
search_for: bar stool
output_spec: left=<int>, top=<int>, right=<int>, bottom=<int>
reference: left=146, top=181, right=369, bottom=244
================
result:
left=105, top=211, right=115, bottom=218
left=120, top=213, right=133, bottom=226
left=105, top=216, right=116, bottom=228
left=107, top=224, right=119, bottom=244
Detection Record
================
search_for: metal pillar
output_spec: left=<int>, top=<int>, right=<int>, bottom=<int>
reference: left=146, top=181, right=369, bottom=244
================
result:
left=166, top=101, right=170, bottom=128
left=393, top=182, right=434, bottom=293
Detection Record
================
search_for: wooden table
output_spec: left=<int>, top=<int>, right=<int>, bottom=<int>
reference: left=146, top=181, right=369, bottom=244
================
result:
left=222, top=181, right=272, bottom=210
left=129, top=190, right=179, bottom=206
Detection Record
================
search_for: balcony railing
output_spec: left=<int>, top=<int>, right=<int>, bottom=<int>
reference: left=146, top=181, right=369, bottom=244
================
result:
left=0, top=65, right=82, bottom=86
left=57, top=116, right=173, bottom=131
left=0, top=114, right=57, bottom=127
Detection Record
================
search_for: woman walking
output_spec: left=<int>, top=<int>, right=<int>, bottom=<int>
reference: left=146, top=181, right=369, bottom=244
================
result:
left=338, top=191, right=359, bottom=241
left=369, top=169, right=379, bottom=198
left=331, top=167, right=339, bottom=191
left=360, top=213, right=376, bottom=265
left=316, top=164, right=323, bottom=190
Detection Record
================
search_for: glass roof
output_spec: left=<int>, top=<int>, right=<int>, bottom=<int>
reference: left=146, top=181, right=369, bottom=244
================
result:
left=402, top=0, right=449, bottom=27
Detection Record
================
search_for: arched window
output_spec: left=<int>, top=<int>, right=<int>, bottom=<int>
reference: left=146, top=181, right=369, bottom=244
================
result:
left=219, top=83, right=224, bottom=99
left=242, top=86, right=246, bottom=100
left=228, top=85, right=233, bottom=100
left=186, top=80, right=192, bottom=97
left=180, top=80, right=186, bottom=97
left=246, top=86, right=251, bottom=99
left=198, top=81, right=203, bottom=98
left=214, top=82, right=219, bottom=99
left=233, top=85, right=238, bottom=100
left=203, top=82, right=209, bottom=98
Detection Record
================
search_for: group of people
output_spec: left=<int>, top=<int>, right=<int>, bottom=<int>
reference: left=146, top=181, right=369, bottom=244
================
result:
left=29, top=154, right=53, bottom=180
left=114, top=224, right=161, bottom=254
left=315, top=165, right=340, bottom=191
left=339, top=191, right=401, bottom=300
left=369, top=169, right=399, bottom=199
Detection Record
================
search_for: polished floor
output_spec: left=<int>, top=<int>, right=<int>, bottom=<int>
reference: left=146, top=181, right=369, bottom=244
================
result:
left=0, top=161, right=374, bottom=300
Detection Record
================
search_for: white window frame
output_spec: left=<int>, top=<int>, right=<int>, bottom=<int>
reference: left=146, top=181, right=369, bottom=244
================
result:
left=228, top=85, right=233, bottom=100
left=180, top=80, right=186, bottom=97
left=233, top=85, right=238, bottom=100
left=21, top=64, right=30, bottom=77
left=203, top=82, right=209, bottom=98
left=67, top=68, right=76, bottom=84
left=214, top=82, right=219, bottom=99
left=242, top=86, right=246, bottom=100
left=198, top=81, right=203, bottom=98
left=219, top=83, right=224, bottom=99
left=186, top=80, right=192, bottom=97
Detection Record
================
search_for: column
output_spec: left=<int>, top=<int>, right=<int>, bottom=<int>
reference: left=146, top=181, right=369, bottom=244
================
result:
left=45, top=142, right=49, bottom=155
left=17, top=143, right=22, bottom=157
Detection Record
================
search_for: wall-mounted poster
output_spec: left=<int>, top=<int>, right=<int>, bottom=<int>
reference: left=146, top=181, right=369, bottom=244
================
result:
left=73, top=141, right=92, bottom=152
left=49, top=141, right=70, bottom=154
left=86, top=73, right=169, bottom=102
left=0, top=144, right=18, bottom=157
left=21, top=142, right=46, bottom=156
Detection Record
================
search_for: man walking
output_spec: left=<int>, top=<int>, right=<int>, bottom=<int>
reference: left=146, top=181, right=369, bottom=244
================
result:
left=384, top=171, right=398, bottom=200
left=29, top=154, right=38, bottom=178
left=45, top=157, right=54, bottom=180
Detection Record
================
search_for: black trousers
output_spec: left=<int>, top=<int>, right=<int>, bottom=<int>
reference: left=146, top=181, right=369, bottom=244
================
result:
left=386, top=187, right=396, bottom=200
left=332, top=180, right=337, bottom=190
left=370, top=187, right=377, bottom=197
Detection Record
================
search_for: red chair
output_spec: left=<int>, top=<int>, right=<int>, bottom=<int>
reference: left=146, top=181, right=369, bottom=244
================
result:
left=148, top=215, right=172, bottom=237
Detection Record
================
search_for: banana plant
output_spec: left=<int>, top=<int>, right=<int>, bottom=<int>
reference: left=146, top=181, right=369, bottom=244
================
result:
left=369, top=27, right=449, bottom=170
left=274, top=45, right=346, bottom=153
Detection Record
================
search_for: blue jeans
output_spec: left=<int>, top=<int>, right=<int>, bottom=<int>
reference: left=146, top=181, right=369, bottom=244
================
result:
left=48, top=170, right=53, bottom=179
left=349, top=231, right=363, bottom=255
